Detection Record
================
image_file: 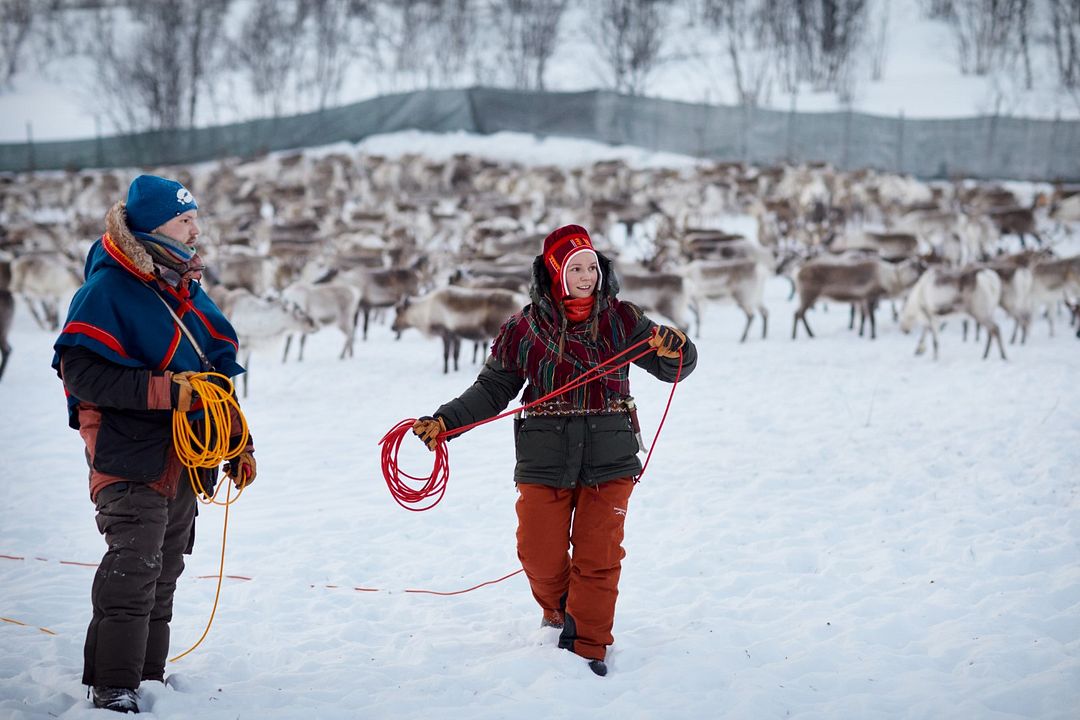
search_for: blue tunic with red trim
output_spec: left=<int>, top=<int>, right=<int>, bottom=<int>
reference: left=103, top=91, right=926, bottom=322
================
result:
left=52, top=235, right=243, bottom=429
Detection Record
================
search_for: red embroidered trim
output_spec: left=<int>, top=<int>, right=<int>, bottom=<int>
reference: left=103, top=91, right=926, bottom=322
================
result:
left=61, top=322, right=131, bottom=358
left=157, top=328, right=181, bottom=371
left=102, top=233, right=153, bottom=282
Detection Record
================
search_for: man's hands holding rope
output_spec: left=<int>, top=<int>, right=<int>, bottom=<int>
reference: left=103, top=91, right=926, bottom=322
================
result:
left=224, top=451, right=256, bottom=489
left=649, top=325, right=687, bottom=359
left=172, top=371, right=199, bottom=412
left=412, top=416, right=446, bottom=451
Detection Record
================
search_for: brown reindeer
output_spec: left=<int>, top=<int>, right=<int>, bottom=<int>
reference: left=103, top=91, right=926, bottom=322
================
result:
left=338, top=262, right=428, bottom=341
left=793, top=257, right=922, bottom=340
left=391, top=286, right=527, bottom=373
left=0, top=289, right=13, bottom=382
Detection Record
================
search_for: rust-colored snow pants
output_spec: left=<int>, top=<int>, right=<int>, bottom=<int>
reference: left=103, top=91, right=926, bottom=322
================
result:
left=515, top=477, right=635, bottom=661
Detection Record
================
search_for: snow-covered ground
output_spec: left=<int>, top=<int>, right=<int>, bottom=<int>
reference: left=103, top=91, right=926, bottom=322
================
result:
left=1, top=130, right=1079, bottom=719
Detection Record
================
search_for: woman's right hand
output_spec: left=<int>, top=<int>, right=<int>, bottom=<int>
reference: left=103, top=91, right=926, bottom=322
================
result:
left=412, top=416, right=446, bottom=451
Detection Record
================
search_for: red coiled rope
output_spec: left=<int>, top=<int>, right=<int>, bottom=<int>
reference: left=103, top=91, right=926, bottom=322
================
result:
left=378, top=332, right=684, bottom=511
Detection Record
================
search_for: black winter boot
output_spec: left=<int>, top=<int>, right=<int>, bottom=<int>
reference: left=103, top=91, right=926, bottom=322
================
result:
left=587, top=659, right=608, bottom=677
left=92, top=686, right=140, bottom=714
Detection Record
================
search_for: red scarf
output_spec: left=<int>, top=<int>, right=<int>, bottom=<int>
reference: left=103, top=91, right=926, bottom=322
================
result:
left=563, top=295, right=594, bottom=323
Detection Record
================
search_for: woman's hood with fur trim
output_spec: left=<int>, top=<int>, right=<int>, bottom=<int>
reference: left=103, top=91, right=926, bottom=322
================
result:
left=103, top=201, right=155, bottom=276
left=528, top=251, right=620, bottom=315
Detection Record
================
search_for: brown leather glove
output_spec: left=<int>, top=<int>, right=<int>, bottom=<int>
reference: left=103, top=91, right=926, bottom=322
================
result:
left=224, top=451, right=256, bottom=489
left=171, top=371, right=199, bottom=412
left=412, top=416, right=446, bottom=452
left=648, top=325, right=687, bottom=359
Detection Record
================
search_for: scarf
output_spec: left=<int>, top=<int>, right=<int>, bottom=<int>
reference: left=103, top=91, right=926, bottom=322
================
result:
left=563, top=295, right=595, bottom=323
left=134, top=231, right=204, bottom=289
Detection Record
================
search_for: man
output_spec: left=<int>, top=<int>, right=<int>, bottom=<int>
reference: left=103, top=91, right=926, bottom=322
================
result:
left=52, top=174, right=256, bottom=714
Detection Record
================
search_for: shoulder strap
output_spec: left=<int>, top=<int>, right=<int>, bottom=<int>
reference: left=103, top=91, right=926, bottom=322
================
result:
left=151, top=289, right=214, bottom=371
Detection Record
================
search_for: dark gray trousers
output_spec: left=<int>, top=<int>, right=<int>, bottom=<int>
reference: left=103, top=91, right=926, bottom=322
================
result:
left=82, top=481, right=196, bottom=689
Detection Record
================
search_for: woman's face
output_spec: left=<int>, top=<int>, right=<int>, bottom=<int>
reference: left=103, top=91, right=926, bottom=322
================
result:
left=563, top=256, right=599, bottom=298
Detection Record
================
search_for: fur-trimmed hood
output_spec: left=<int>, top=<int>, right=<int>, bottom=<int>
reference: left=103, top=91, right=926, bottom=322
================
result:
left=103, top=201, right=155, bottom=278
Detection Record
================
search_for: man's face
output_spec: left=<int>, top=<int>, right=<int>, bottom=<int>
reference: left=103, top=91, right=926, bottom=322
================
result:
left=154, top=209, right=199, bottom=246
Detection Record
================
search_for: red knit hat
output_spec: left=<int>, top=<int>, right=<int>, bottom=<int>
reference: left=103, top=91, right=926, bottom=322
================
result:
left=542, top=224, right=601, bottom=301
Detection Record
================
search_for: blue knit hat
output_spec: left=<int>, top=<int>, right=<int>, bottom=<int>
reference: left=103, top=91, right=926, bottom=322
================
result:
left=125, top=174, right=198, bottom=233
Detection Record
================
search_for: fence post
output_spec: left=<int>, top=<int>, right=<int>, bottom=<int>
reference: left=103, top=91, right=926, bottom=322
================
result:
left=895, top=111, right=904, bottom=175
left=842, top=108, right=852, bottom=169
left=984, top=112, right=998, bottom=180
left=1047, top=112, right=1060, bottom=181
left=95, top=116, right=104, bottom=169
left=786, top=94, right=796, bottom=164
left=25, top=122, right=34, bottom=174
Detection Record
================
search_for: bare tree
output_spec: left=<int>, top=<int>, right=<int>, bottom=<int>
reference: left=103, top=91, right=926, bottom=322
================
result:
left=593, top=0, right=672, bottom=95
left=1050, top=0, right=1079, bottom=89
left=234, top=1, right=305, bottom=118
left=868, top=0, right=890, bottom=81
left=347, top=0, right=477, bottom=91
left=488, top=0, right=567, bottom=90
left=0, top=0, right=35, bottom=88
left=919, top=0, right=956, bottom=19
left=794, top=0, right=868, bottom=91
left=297, top=0, right=358, bottom=110
left=948, top=0, right=1028, bottom=77
left=89, top=0, right=231, bottom=132
left=697, top=0, right=779, bottom=107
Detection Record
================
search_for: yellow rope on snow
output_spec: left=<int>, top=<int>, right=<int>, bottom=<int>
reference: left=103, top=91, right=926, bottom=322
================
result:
left=169, top=372, right=249, bottom=662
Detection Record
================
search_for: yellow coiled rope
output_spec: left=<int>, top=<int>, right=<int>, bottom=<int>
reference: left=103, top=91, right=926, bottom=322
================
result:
left=169, top=371, right=250, bottom=662
left=172, top=372, right=250, bottom=505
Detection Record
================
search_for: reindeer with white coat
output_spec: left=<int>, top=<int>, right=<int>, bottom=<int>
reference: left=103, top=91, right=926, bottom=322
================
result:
left=9, top=252, right=84, bottom=330
left=1027, top=255, right=1080, bottom=337
left=391, top=286, right=528, bottom=373
left=280, top=280, right=363, bottom=361
left=686, top=258, right=770, bottom=341
left=211, top=287, right=318, bottom=396
left=898, top=266, right=1006, bottom=360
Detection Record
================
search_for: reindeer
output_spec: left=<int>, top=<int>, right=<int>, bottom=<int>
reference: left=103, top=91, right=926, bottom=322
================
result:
left=0, top=289, right=13, bottom=382
left=1028, top=256, right=1080, bottom=337
left=899, top=266, right=1005, bottom=360
left=686, top=259, right=769, bottom=341
left=280, top=280, right=363, bottom=361
left=829, top=230, right=919, bottom=261
left=980, top=253, right=1038, bottom=344
left=792, top=257, right=922, bottom=340
left=9, top=252, right=84, bottom=330
left=616, top=269, right=696, bottom=335
left=337, top=262, right=428, bottom=340
left=213, top=287, right=318, bottom=397
left=391, top=286, right=527, bottom=373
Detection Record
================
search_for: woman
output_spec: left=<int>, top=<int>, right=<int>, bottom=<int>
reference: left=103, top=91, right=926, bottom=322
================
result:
left=412, top=224, right=697, bottom=676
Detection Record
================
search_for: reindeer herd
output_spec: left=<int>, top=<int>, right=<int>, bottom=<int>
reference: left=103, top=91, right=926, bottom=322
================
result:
left=1, top=148, right=1079, bottom=389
